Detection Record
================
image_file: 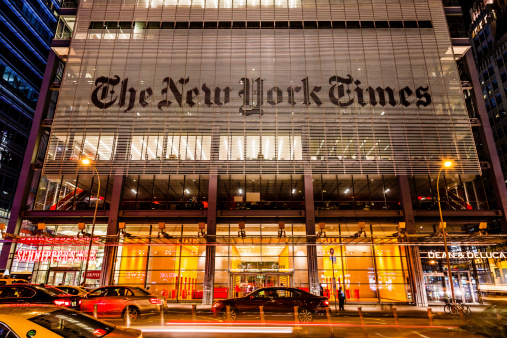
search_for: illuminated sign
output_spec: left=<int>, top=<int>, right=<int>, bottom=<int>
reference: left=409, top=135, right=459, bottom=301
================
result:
left=16, top=250, right=97, bottom=263
left=423, top=251, right=506, bottom=259
left=86, top=271, right=102, bottom=279
left=91, top=75, right=432, bottom=114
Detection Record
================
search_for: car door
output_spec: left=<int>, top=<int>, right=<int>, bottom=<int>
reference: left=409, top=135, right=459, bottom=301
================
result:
left=240, top=289, right=268, bottom=312
left=104, top=287, right=131, bottom=317
left=81, top=287, right=108, bottom=316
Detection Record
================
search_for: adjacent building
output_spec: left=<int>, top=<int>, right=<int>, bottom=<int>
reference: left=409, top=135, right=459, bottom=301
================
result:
left=1, top=0, right=506, bottom=307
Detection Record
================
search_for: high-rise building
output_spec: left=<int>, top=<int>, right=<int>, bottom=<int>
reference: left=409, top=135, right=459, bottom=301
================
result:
left=0, top=0, right=59, bottom=224
left=1, top=0, right=506, bottom=307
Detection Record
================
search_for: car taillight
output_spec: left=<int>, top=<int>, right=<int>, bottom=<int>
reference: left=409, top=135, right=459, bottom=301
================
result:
left=54, top=300, right=65, bottom=306
left=322, top=300, right=329, bottom=306
left=93, top=328, right=107, bottom=336
left=79, top=299, right=82, bottom=305
left=149, top=298, right=162, bottom=305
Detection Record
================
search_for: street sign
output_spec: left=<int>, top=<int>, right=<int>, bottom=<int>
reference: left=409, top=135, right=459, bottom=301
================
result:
left=330, top=248, right=334, bottom=255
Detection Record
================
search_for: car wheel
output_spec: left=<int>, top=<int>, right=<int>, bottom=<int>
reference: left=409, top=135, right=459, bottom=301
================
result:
left=222, top=307, right=238, bottom=321
left=123, top=306, right=140, bottom=322
left=298, top=308, right=313, bottom=323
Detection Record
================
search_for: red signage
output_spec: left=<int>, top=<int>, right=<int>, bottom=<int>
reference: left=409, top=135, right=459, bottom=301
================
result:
left=86, top=271, right=102, bottom=279
left=16, top=250, right=97, bottom=263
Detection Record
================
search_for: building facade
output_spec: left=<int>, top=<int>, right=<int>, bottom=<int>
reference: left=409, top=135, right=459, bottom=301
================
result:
left=1, top=0, right=507, bottom=307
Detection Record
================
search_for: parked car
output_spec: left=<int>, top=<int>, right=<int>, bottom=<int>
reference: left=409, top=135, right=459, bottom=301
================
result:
left=0, top=278, right=29, bottom=285
left=55, top=285, right=88, bottom=297
left=0, top=284, right=81, bottom=310
left=0, top=304, right=143, bottom=337
left=81, top=286, right=165, bottom=322
left=211, top=287, right=329, bottom=322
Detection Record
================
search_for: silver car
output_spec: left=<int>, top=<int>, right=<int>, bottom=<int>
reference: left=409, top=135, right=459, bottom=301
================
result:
left=81, top=286, right=165, bottom=322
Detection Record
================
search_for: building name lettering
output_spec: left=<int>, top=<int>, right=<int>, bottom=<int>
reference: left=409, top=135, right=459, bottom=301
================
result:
left=16, top=250, right=97, bottom=263
left=426, top=251, right=506, bottom=259
left=91, top=75, right=432, bottom=115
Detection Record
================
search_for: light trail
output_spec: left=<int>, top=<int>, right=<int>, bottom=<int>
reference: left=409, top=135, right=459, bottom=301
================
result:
left=139, top=325, right=294, bottom=334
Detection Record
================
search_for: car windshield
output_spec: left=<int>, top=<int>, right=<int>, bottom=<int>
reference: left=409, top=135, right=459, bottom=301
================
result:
left=29, top=309, right=115, bottom=338
left=131, top=287, right=152, bottom=296
left=36, top=286, right=68, bottom=296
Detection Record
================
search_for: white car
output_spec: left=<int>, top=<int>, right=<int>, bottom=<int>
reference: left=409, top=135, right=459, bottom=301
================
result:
left=0, top=304, right=143, bottom=337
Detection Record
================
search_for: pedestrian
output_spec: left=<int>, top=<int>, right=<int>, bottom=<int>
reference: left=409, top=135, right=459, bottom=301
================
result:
left=235, top=284, right=240, bottom=297
left=338, top=287, right=345, bottom=311
left=319, top=284, right=324, bottom=296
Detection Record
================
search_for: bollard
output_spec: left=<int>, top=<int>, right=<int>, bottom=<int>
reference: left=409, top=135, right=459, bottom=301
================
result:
left=458, top=306, right=466, bottom=323
left=427, top=308, right=434, bottom=326
left=325, top=306, right=334, bottom=337
left=93, top=304, right=98, bottom=319
left=497, top=309, right=502, bottom=323
left=392, top=307, right=398, bottom=326
left=357, top=307, right=364, bottom=326
left=125, top=305, right=131, bottom=328
left=226, top=305, right=231, bottom=322
left=259, top=306, right=265, bottom=325
left=159, top=304, right=165, bottom=326
left=294, top=306, right=301, bottom=329
left=192, top=304, right=196, bottom=321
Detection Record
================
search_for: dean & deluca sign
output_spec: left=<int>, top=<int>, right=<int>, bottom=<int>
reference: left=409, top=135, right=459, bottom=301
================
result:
left=423, top=251, right=506, bottom=259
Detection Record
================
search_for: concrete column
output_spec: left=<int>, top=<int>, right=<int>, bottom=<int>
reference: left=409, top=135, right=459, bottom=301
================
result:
left=406, top=246, right=428, bottom=307
left=203, top=174, right=217, bottom=305
left=100, top=173, right=124, bottom=286
left=304, top=174, right=319, bottom=295
left=397, top=175, right=416, bottom=234
left=466, top=50, right=507, bottom=232
left=0, top=51, right=58, bottom=270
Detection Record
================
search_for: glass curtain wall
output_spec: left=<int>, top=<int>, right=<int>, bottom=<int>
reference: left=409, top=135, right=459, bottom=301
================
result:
left=112, top=224, right=206, bottom=301
left=316, top=224, right=412, bottom=303
left=11, top=224, right=107, bottom=289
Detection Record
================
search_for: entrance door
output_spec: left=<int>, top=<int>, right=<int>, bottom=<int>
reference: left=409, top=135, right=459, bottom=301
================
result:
left=451, top=271, right=476, bottom=304
left=49, top=271, right=79, bottom=286
left=230, top=273, right=292, bottom=298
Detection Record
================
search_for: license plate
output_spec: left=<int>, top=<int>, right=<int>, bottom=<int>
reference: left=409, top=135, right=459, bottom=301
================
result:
left=72, top=301, right=76, bottom=307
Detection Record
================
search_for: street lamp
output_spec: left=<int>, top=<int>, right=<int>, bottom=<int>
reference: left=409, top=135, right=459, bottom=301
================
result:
left=80, top=158, right=100, bottom=287
left=436, top=159, right=455, bottom=300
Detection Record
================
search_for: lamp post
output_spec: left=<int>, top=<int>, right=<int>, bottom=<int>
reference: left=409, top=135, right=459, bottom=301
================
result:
left=436, top=160, right=455, bottom=300
left=81, top=158, right=100, bottom=287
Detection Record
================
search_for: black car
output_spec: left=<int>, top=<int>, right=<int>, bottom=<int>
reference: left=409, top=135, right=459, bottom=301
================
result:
left=211, top=287, right=329, bottom=322
left=0, top=284, right=81, bottom=310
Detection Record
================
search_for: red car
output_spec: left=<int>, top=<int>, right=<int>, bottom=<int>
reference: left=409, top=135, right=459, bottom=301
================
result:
left=0, top=284, right=81, bottom=310
left=211, top=287, right=329, bottom=322
left=81, top=286, right=165, bottom=322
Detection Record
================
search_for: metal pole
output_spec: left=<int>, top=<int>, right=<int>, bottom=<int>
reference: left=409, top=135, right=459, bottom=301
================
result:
left=331, top=254, right=337, bottom=313
left=437, top=166, right=455, bottom=300
left=82, top=165, right=100, bottom=286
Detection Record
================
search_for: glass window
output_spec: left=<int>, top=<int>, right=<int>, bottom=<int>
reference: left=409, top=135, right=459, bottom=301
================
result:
left=29, top=309, right=115, bottom=338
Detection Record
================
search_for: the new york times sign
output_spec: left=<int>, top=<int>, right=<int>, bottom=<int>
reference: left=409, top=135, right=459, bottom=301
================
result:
left=91, top=74, right=431, bottom=115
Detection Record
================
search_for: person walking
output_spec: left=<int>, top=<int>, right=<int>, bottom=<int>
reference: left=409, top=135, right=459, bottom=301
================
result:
left=338, top=287, right=346, bottom=311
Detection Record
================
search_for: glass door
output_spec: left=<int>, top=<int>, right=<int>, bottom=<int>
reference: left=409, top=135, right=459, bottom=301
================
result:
left=53, top=272, right=65, bottom=285
left=64, top=271, right=77, bottom=285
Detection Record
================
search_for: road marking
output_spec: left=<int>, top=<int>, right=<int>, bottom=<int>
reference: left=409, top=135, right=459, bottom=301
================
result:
left=375, top=333, right=392, bottom=338
left=411, top=331, right=430, bottom=338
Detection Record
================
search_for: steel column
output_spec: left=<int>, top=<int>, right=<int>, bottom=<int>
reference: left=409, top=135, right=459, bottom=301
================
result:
left=100, top=173, right=124, bottom=286
left=304, top=174, right=319, bottom=295
left=203, top=174, right=217, bottom=305
left=397, top=175, right=416, bottom=234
